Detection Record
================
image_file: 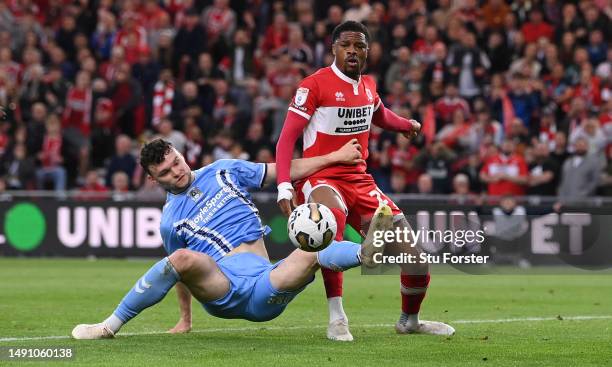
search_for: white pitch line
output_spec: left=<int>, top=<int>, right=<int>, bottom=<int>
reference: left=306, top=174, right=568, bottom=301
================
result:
left=1, top=315, right=611, bottom=343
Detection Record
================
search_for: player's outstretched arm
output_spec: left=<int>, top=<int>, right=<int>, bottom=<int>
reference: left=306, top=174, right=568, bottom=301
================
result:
left=372, top=104, right=421, bottom=139
left=276, top=112, right=310, bottom=216
left=168, top=282, right=192, bottom=334
left=264, top=139, right=364, bottom=187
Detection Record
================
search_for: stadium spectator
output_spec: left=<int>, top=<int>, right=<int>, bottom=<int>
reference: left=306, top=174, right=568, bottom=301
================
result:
left=423, top=42, right=451, bottom=94
left=105, top=135, right=137, bottom=188
left=415, top=141, right=456, bottom=194
left=434, top=83, right=470, bottom=127
left=383, top=134, right=420, bottom=191
left=155, top=118, right=186, bottom=153
left=109, top=62, right=143, bottom=137
left=132, top=46, right=161, bottom=127
left=136, top=176, right=165, bottom=200
left=171, top=80, right=209, bottom=129
left=183, top=123, right=204, bottom=168
left=276, top=24, right=313, bottom=66
left=173, top=8, right=207, bottom=75
left=1, top=143, right=36, bottom=190
left=90, top=98, right=116, bottom=168
left=558, top=137, right=602, bottom=200
left=490, top=195, right=530, bottom=267
left=458, top=153, right=484, bottom=194
left=450, top=172, right=480, bottom=205
left=25, top=102, right=48, bottom=155
left=436, top=109, right=475, bottom=153
left=569, top=118, right=607, bottom=156
left=261, top=12, right=289, bottom=55
left=78, top=169, right=108, bottom=201
left=482, top=0, right=511, bottom=30
left=480, top=139, right=528, bottom=196
left=227, top=28, right=256, bottom=83
left=201, top=0, right=236, bottom=54
left=385, top=46, right=416, bottom=94
left=111, top=171, right=131, bottom=201
left=416, top=173, right=433, bottom=195
left=35, top=114, right=67, bottom=191
left=520, top=8, right=553, bottom=43
left=527, top=141, right=559, bottom=196
left=446, top=31, right=490, bottom=99
left=189, top=52, right=224, bottom=91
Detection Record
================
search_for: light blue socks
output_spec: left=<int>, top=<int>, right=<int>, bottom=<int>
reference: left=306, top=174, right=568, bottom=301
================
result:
left=317, top=240, right=361, bottom=271
left=112, top=257, right=180, bottom=325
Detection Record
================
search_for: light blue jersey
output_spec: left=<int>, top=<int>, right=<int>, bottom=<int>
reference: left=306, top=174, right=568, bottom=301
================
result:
left=159, top=159, right=271, bottom=261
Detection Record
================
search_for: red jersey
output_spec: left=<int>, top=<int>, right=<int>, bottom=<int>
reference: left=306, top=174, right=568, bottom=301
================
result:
left=480, top=153, right=528, bottom=196
left=287, top=64, right=382, bottom=178
left=40, top=135, right=62, bottom=168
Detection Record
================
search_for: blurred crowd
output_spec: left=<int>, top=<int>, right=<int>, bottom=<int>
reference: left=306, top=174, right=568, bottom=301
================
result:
left=0, top=0, right=610, bottom=201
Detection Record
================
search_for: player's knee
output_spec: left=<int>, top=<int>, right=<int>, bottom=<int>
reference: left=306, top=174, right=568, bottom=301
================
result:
left=169, top=249, right=206, bottom=276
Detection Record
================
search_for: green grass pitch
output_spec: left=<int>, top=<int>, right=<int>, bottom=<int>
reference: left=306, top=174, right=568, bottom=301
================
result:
left=0, top=258, right=611, bottom=366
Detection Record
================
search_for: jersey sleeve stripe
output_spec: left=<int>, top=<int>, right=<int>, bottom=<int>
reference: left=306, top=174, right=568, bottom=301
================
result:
left=288, top=107, right=311, bottom=120
left=374, top=99, right=382, bottom=112
left=259, top=163, right=267, bottom=188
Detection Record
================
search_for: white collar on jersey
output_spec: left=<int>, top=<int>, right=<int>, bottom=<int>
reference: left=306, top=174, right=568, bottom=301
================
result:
left=331, top=62, right=361, bottom=95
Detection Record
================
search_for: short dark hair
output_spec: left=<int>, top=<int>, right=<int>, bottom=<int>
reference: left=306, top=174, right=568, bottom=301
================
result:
left=140, top=139, right=173, bottom=175
left=332, top=21, right=370, bottom=44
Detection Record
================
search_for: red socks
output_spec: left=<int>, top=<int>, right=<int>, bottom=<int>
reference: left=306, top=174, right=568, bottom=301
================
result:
left=321, top=207, right=347, bottom=298
left=400, top=273, right=430, bottom=314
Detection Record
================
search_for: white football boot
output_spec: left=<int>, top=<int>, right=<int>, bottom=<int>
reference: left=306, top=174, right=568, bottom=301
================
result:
left=326, top=318, right=354, bottom=342
left=395, top=320, right=456, bottom=336
left=71, top=323, right=115, bottom=340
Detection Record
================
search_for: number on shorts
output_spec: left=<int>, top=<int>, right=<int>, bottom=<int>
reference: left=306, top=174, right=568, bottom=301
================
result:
left=368, top=188, right=388, bottom=206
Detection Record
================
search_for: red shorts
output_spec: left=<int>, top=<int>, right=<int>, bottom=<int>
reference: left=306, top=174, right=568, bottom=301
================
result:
left=295, top=173, right=403, bottom=234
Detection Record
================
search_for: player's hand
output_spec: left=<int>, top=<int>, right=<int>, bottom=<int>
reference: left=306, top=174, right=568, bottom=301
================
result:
left=277, top=182, right=297, bottom=217
left=402, top=119, right=421, bottom=140
left=332, top=138, right=364, bottom=165
left=168, top=318, right=192, bottom=334
left=278, top=198, right=296, bottom=217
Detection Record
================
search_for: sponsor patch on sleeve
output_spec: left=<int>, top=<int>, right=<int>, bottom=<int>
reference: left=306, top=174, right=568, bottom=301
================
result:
left=294, top=87, right=309, bottom=106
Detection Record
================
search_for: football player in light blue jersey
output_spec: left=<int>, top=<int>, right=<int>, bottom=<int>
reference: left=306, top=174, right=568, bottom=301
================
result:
left=72, top=138, right=393, bottom=339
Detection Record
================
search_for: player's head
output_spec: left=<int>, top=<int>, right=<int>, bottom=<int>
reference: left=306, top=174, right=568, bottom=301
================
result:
left=140, top=139, right=192, bottom=193
left=331, top=21, right=370, bottom=80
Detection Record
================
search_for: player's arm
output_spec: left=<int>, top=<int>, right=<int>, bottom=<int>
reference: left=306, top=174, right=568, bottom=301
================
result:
left=264, top=139, right=364, bottom=186
left=160, top=222, right=192, bottom=334
left=372, top=102, right=421, bottom=139
left=276, top=82, right=317, bottom=216
left=169, top=282, right=192, bottom=334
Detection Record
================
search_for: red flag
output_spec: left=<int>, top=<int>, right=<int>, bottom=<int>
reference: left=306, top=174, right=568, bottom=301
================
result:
left=422, top=103, right=436, bottom=144
left=501, top=90, right=515, bottom=135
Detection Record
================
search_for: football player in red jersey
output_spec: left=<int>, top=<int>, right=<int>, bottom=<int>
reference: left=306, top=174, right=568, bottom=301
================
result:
left=275, top=21, right=455, bottom=341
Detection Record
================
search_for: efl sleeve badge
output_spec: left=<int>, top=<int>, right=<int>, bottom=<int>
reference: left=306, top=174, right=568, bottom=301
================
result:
left=294, top=87, right=309, bottom=106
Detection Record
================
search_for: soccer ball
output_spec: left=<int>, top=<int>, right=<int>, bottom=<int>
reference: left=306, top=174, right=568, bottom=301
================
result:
left=287, top=203, right=337, bottom=252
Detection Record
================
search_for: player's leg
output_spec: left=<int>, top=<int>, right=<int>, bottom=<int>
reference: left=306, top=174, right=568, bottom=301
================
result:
left=356, top=182, right=454, bottom=336
left=386, top=216, right=454, bottom=335
left=72, top=249, right=229, bottom=339
left=308, top=185, right=351, bottom=341
left=270, top=204, right=393, bottom=291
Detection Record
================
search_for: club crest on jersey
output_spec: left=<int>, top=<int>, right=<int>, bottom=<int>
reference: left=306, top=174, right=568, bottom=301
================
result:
left=188, top=187, right=203, bottom=202
left=294, top=87, right=309, bottom=106
left=365, top=88, right=373, bottom=102
left=335, top=91, right=345, bottom=102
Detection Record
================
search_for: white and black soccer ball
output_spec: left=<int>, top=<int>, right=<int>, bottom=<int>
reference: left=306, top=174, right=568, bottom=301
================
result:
left=287, top=203, right=337, bottom=252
